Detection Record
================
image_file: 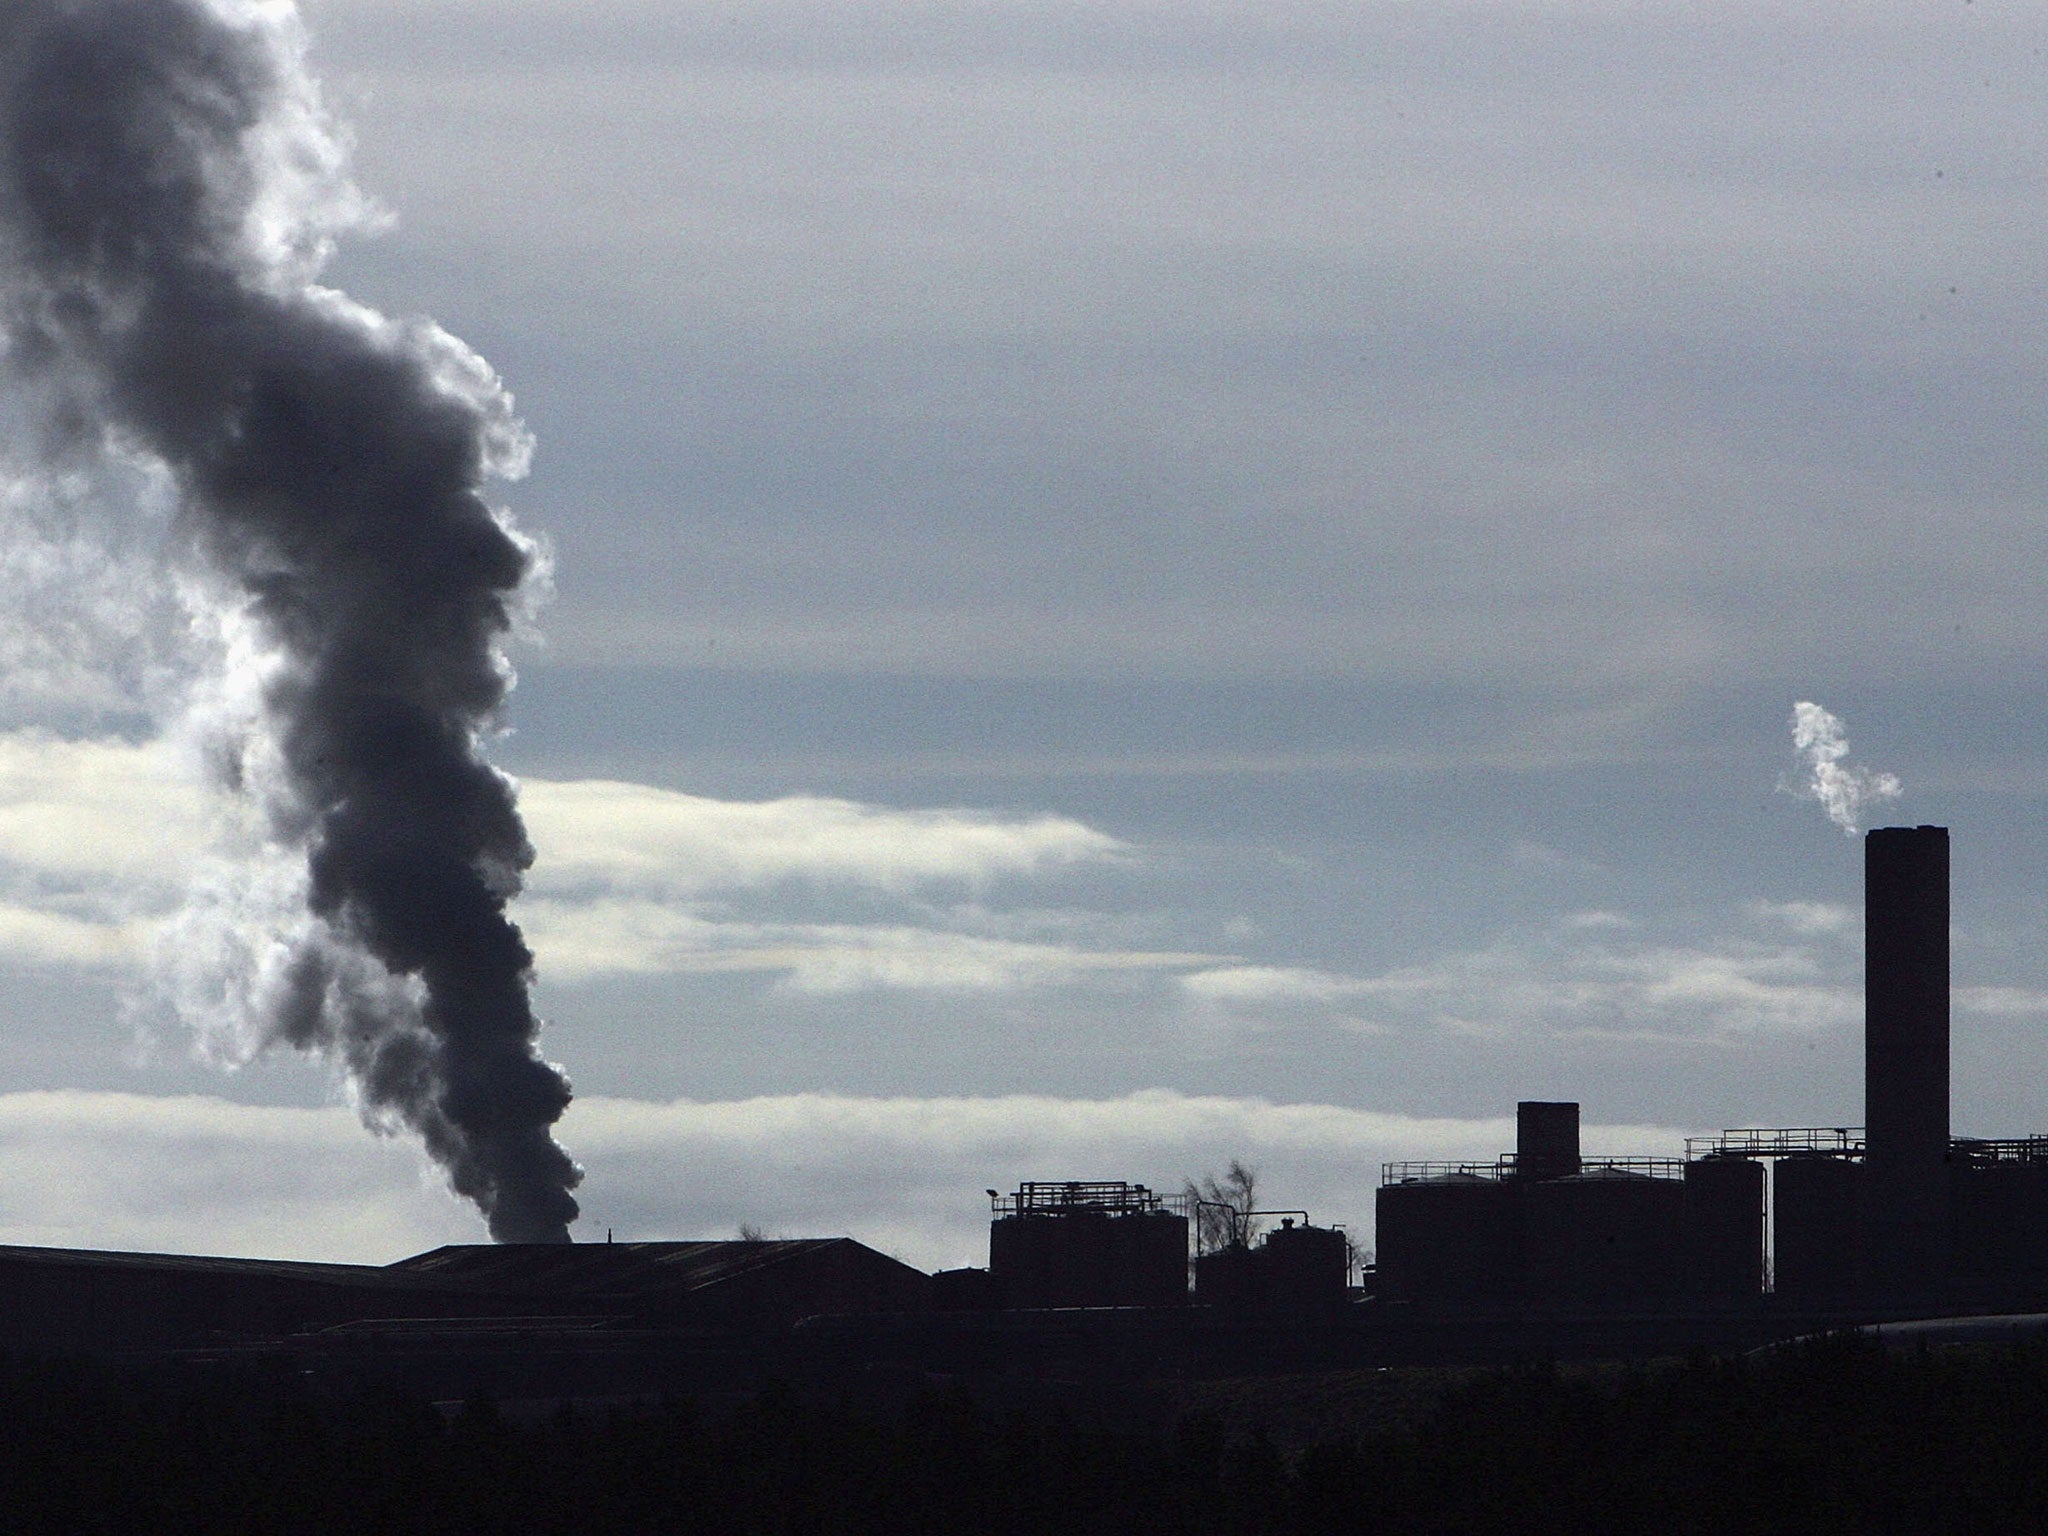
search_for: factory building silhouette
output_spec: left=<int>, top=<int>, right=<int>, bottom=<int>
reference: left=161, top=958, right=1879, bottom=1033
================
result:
left=1376, top=824, right=2048, bottom=1313
left=8, top=822, right=2048, bottom=1387
left=968, top=824, right=2045, bottom=1321
left=969, top=1180, right=1349, bottom=1313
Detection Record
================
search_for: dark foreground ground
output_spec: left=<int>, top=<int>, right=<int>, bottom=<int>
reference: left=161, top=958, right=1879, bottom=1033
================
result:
left=4, top=1335, right=2046, bottom=1534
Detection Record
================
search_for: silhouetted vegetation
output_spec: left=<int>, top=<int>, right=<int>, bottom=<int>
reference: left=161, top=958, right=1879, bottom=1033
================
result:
left=4, top=1335, right=2048, bottom=1532
left=1186, top=1159, right=1261, bottom=1254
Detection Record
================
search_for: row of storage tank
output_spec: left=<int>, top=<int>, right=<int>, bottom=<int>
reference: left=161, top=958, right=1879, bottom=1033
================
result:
left=1375, top=1102, right=2048, bottom=1310
left=936, top=1181, right=1351, bottom=1312
left=1376, top=829, right=2048, bottom=1313
left=1376, top=1153, right=1762, bottom=1308
left=957, top=829, right=2048, bottom=1317
left=1774, top=1147, right=2048, bottom=1297
left=1374, top=1099, right=1761, bottom=1308
left=951, top=1142, right=2048, bottom=1316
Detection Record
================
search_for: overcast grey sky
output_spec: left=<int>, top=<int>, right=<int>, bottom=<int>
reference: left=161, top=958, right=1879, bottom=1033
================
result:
left=3, top=0, right=2048, bottom=1270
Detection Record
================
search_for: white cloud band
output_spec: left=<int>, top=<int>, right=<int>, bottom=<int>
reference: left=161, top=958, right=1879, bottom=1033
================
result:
left=1183, top=901, right=1871, bottom=1041
left=0, top=731, right=1150, bottom=989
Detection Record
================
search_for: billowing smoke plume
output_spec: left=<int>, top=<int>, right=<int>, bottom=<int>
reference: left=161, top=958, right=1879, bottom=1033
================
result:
left=0, top=0, right=580, bottom=1240
left=1787, top=700, right=1902, bottom=836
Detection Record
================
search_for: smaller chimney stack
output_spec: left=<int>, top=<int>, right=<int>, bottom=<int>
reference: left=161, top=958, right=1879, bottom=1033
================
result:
left=1517, top=1101, right=1581, bottom=1182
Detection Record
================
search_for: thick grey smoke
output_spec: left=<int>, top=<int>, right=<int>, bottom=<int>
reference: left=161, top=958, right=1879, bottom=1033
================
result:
left=1787, top=700, right=1902, bottom=836
left=0, top=0, right=580, bottom=1240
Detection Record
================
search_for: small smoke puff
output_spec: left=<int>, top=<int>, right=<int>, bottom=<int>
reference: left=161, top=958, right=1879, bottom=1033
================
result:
left=1787, top=701, right=1903, bottom=836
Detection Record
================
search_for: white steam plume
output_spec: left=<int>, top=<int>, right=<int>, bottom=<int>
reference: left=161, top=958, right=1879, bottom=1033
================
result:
left=1786, top=700, right=1902, bottom=836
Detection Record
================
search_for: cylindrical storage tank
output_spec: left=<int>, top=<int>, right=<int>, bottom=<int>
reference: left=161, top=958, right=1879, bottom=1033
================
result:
left=1256, top=1219, right=1350, bottom=1310
left=1772, top=1154, right=1866, bottom=1298
left=1194, top=1243, right=1254, bottom=1306
left=990, top=1212, right=1113, bottom=1308
left=1522, top=1171, right=1683, bottom=1307
left=930, top=1266, right=999, bottom=1311
left=1375, top=1177, right=1519, bottom=1307
left=1682, top=1156, right=1765, bottom=1302
left=1111, top=1209, right=1192, bottom=1307
left=988, top=1209, right=1188, bottom=1309
left=1952, top=1161, right=2048, bottom=1277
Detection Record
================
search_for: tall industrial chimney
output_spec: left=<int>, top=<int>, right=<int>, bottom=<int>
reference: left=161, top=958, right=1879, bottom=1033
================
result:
left=1863, top=825, right=1950, bottom=1292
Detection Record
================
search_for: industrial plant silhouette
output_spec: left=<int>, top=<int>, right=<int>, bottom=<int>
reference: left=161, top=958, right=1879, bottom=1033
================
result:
left=5, top=823, right=2046, bottom=1396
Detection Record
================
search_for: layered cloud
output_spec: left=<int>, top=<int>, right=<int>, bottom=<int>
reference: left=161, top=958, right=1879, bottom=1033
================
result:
left=0, top=729, right=1179, bottom=993
left=0, top=1087, right=1691, bottom=1267
left=0, top=732, right=209, bottom=967
left=1183, top=900, right=1876, bottom=1043
left=313, top=0, right=2048, bottom=692
left=15, top=728, right=2039, bottom=1047
left=0, top=1089, right=478, bottom=1260
left=510, top=776, right=1192, bottom=985
left=517, top=902, right=1208, bottom=989
left=520, top=778, right=1119, bottom=898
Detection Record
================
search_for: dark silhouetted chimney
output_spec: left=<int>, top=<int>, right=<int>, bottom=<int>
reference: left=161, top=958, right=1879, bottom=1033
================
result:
left=1864, top=825, right=1950, bottom=1290
left=1517, top=1101, right=1581, bottom=1181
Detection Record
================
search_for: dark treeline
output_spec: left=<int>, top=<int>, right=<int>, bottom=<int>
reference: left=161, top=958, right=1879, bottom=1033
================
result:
left=4, top=1336, right=2048, bottom=1533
